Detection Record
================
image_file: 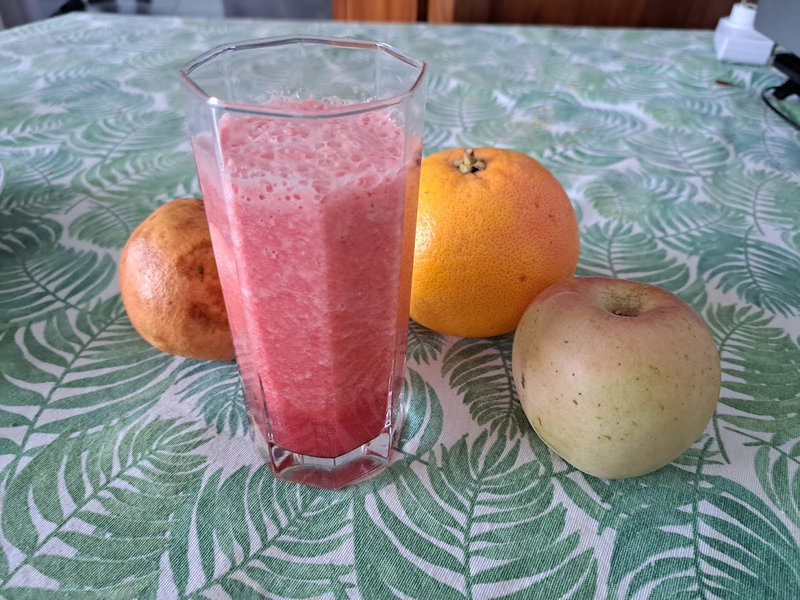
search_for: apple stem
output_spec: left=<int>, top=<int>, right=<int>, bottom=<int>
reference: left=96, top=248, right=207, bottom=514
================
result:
left=454, top=148, right=487, bottom=174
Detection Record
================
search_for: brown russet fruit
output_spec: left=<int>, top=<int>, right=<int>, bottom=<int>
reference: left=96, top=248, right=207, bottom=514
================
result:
left=119, top=197, right=234, bottom=361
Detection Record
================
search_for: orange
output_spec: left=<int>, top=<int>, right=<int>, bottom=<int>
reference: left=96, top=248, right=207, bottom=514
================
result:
left=119, top=198, right=234, bottom=361
left=410, top=147, right=580, bottom=338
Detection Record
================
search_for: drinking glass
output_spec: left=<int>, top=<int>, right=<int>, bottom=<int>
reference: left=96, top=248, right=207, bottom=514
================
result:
left=178, top=36, right=426, bottom=489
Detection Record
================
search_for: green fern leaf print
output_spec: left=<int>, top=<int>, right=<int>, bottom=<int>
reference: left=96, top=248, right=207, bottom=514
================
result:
left=442, top=336, right=529, bottom=440
left=354, top=432, right=598, bottom=598
left=0, top=418, right=207, bottom=596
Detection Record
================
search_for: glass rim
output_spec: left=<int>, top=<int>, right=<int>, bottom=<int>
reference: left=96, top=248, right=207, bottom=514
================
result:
left=178, top=34, right=427, bottom=119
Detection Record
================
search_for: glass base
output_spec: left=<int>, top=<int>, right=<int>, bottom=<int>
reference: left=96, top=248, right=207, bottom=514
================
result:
left=250, top=385, right=407, bottom=490
left=252, top=421, right=397, bottom=490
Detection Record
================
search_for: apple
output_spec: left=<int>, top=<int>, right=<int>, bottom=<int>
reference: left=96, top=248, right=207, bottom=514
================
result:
left=511, top=276, right=721, bottom=479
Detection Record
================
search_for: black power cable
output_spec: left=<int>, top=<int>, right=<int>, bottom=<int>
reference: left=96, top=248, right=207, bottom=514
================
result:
left=761, top=81, right=800, bottom=131
left=761, top=53, right=800, bottom=132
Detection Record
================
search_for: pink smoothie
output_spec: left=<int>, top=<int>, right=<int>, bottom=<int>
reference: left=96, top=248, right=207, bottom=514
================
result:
left=194, top=102, right=418, bottom=458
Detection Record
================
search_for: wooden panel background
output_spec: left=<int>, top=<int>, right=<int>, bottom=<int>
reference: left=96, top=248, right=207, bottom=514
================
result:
left=332, top=0, right=418, bottom=22
left=442, top=0, right=735, bottom=28
left=334, top=0, right=736, bottom=28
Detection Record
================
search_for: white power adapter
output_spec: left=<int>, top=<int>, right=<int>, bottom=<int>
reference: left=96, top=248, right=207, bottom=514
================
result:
left=714, top=2, right=774, bottom=65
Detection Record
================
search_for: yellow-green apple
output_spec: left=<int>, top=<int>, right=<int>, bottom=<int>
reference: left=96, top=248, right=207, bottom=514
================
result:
left=511, top=276, right=721, bottom=479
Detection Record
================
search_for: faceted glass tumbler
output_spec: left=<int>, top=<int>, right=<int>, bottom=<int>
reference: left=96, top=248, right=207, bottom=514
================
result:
left=178, top=36, right=426, bottom=489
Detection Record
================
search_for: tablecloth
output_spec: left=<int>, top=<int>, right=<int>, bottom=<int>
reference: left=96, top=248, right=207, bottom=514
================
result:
left=1, top=12, right=798, bottom=599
